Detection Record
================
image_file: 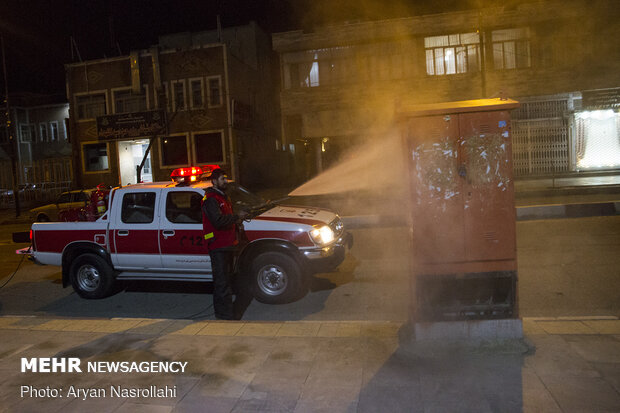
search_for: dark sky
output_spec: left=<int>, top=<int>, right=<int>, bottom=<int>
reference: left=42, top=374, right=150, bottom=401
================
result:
left=0, top=0, right=530, bottom=97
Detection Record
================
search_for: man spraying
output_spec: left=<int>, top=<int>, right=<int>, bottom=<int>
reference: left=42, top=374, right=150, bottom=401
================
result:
left=201, top=168, right=248, bottom=320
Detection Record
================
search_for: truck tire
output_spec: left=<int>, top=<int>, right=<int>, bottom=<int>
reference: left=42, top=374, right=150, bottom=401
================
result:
left=69, top=253, right=115, bottom=299
left=249, top=252, right=306, bottom=304
left=37, top=214, right=50, bottom=222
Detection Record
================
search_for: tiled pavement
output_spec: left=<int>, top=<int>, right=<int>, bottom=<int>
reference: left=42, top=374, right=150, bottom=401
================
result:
left=1, top=316, right=619, bottom=412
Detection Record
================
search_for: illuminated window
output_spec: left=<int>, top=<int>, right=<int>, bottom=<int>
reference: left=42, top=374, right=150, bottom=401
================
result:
left=492, top=28, right=530, bottom=70
left=425, top=33, right=480, bottom=75
left=574, top=110, right=620, bottom=170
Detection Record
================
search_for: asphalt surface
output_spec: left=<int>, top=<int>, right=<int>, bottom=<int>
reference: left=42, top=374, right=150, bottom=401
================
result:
left=0, top=180, right=618, bottom=412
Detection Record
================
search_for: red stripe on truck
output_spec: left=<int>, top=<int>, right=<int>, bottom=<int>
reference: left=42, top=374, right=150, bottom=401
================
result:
left=34, top=230, right=107, bottom=253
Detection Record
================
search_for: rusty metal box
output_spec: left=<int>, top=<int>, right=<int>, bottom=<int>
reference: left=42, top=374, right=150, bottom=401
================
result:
left=399, top=98, right=520, bottom=321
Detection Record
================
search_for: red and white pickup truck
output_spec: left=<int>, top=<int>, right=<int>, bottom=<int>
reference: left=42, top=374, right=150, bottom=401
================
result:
left=18, top=168, right=352, bottom=304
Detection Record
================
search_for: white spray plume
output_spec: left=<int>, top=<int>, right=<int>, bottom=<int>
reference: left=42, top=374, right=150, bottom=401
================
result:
left=289, top=132, right=406, bottom=196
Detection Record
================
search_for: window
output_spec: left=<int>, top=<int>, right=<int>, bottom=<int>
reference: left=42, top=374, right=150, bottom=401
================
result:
left=425, top=33, right=480, bottom=75
left=155, top=83, right=171, bottom=111
left=83, top=143, right=109, bottom=172
left=121, top=192, right=156, bottom=224
left=50, top=122, right=59, bottom=141
left=189, top=78, right=204, bottom=109
left=166, top=191, right=202, bottom=223
left=207, top=76, right=222, bottom=107
left=492, top=28, right=530, bottom=70
left=63, top=119, right=69, bottom=141
left=171, top=80, right=187, bottom=111
left=20, top=124, right=32, bottom=142
left=194, top=131, right=224, bottom=164
left=76, top=93, right=107, bottom=120
left=39, top=123, right=48, bottom=142
left=113, top=89, right=147, bottom=113
left=160, top=135, right=189, bottom=166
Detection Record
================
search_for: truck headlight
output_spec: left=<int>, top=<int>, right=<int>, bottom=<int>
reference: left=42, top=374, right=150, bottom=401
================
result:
left=310, top=225, right=335, bottom=245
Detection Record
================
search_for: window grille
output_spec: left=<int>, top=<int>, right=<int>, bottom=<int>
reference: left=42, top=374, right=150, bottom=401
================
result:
left=424, top=33, right=480, bottom=75
left=512, top=100, right=569, bottom=176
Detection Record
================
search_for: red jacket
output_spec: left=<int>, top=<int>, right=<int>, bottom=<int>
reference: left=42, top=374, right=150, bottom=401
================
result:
left=201, top=188, right=238, bottom=252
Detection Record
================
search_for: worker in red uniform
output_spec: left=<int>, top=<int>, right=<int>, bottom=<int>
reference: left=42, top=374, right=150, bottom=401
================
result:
left=201, top=168, right=248, bottom=320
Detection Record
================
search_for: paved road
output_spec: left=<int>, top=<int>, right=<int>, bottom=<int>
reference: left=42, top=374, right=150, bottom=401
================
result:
left=1, top=216, right=619, bottom=321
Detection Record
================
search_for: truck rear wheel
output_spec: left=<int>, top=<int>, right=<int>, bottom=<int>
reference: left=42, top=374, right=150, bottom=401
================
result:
left=250, top=252, right=306, bottom=304
left=69, top=253, right=115, bottom=299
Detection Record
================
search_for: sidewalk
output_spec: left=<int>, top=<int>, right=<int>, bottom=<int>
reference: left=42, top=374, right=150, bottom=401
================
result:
left=1, top=315, right=619, bottom=412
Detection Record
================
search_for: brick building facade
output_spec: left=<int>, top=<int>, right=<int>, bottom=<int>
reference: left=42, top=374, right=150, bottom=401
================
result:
left=272, top=0, right=620, bottom=181
left=66, top=22, right=280, bottom=189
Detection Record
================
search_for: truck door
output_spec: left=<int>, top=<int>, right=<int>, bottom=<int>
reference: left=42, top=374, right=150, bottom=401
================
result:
left=159, top=189, right=211, bottom=275
left=111, top=189, right=163, bottom=270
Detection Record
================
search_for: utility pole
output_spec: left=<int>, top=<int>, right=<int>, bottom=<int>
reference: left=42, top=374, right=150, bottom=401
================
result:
left=1, top=34, right=20, bottom=217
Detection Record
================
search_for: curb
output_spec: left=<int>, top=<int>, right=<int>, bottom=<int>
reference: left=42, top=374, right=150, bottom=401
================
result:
left=342, top=202, right=619, bottom=229
left=516, top=202, right=619, bottom=221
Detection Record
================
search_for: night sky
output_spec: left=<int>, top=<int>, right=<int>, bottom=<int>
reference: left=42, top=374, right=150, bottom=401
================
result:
left=1, top=0, right=537, bottom=97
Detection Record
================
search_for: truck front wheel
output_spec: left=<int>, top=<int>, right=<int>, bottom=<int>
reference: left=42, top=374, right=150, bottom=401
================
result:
left=249, top=252, right=306, bottom=304
left=69, top=253, right=115, bottom=299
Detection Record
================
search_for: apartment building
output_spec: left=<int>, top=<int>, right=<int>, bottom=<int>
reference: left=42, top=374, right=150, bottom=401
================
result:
left=0, top=93, right=71, bottom=193
left=272, top=0, right=620, bottom=181
left=65, top=22, right=279, bottom=189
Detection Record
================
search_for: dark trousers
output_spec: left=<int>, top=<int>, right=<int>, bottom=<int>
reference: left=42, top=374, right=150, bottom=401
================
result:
left=209, top=248, right=235, bottom=320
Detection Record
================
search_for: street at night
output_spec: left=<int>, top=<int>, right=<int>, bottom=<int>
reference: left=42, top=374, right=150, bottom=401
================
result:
left=1, top=216, right=619, bottom=321
left=2, top=0, right=620, bottom=411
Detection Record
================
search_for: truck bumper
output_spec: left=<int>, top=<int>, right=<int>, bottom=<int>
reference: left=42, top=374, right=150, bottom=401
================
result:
left=302, top=231, right=353, bottom=273
left=15, top=246, right=44, bottom=265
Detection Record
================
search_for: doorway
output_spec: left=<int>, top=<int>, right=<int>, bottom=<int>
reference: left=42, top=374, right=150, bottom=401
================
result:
left=117, top=140, right=153, bottom=186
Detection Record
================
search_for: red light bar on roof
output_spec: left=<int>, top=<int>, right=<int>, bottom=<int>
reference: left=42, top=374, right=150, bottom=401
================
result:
left=170, top=166, right=203, bottom=184
left=200, top=164, right=221, bottom=177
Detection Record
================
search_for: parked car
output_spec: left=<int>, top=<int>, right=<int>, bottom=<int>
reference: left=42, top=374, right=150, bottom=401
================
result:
left=29, top=188, right=109, bottom=222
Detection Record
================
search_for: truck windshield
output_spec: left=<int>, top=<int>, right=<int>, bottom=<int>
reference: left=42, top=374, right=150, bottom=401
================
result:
left=227, top=184, right=266, bottom=213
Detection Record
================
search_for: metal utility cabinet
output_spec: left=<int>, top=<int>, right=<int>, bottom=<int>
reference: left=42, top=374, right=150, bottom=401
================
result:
left=399, top=98, right=520, bottom=322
